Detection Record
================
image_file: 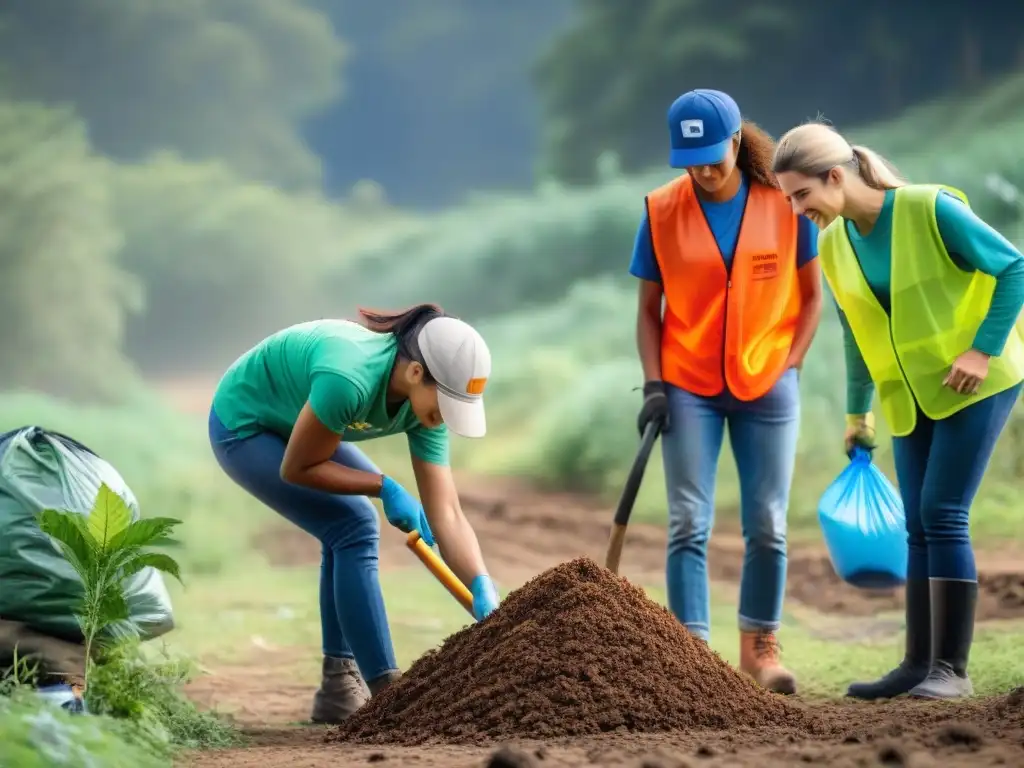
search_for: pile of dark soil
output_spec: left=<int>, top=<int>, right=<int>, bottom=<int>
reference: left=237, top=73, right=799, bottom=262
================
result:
left=329, top=557, right=819, bottom=746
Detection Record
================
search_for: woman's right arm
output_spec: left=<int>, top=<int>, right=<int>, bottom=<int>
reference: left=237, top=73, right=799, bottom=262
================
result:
left=637, top=281, right=664, bottom=380
left=837, top=306, right=877, bottom=449
left=279, top=374, right=382, bottom=495
left=629, top=208, right=664, bottom=380
left=837, top=307, right=875, bottom=415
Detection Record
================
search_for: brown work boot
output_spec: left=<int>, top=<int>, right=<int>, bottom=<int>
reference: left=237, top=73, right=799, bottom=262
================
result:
left=740, top=629, right=797, bottom=695
left=367, top=669, right=402, bottom=697
left=310, top=656, right=370, bottom=724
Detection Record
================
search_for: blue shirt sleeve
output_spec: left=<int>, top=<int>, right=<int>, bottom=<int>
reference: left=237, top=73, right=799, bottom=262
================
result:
left=796, top=214, right=819, bottom=269
left=935, top=191, right=1024, bottom=356
left=628, top=206, right=661, bottom=283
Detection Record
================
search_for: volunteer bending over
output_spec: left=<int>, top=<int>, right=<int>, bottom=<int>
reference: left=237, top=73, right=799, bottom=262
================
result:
left=773, top=123, right=1024, bottom=700
left=208, top=305, right=501, bottom=723
left=630, top=89, right=823, bottom=695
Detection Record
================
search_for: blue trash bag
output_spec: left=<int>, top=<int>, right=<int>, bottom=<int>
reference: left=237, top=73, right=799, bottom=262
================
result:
left=817, top=446, right=908, bottom=589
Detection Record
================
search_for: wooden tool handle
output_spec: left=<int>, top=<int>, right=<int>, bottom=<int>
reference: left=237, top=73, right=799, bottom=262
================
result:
left=605, top=524, right=627, bottom=575
left=406, top=531, right=475, bottom=617
left=603, top=420, right=661, bottom=575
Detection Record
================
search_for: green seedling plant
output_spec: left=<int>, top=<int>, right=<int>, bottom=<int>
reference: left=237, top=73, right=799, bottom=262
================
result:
left=36, top=482, right=183, bottom=695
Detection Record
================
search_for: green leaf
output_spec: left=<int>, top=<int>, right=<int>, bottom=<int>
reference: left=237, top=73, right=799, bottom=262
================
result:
left=97, top=589, right=131, bottom=625
left=88, top=482, right=133, bottom=550
left=108, top=517, right=182, bottom=551
left=119, top=552, right=183, bottom=585
left=37, top=508, right=97, bottom=577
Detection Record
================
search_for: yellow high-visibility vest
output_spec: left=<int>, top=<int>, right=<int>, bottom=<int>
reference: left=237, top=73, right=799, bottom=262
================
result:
left=819, top=183, right=1024, bottom=436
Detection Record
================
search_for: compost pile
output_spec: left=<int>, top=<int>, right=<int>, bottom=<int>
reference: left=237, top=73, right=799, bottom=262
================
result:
left=329, top=557, right=818, bottom=746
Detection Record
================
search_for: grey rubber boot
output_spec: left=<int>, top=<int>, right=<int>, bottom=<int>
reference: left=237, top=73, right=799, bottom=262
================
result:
left=846, top=578, right=931, bottom=700
left=909, top=578, right=978, bottom=700
left=367, top=669, right=402, bottom=696
left=310, top=656, right=370, bottom=724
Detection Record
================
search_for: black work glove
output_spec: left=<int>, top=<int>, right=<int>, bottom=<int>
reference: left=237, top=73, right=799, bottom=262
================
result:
left=637, top=380, right=669, bottom=435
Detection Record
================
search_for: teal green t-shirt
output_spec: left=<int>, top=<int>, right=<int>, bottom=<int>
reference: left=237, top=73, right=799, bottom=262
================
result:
left=211, top=320, right=449, bottom=465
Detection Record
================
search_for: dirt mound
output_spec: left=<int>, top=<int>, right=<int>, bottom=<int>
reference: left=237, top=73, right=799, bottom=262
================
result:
left=328, top=557, right=820, bottom=746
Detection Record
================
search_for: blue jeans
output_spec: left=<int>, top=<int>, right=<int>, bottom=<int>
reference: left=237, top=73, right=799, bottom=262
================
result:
left=893, top=382, right=1022, bottom=583
left=207, top=406, right=397, bottom=683
left=661, top=369, right=800, bottom=640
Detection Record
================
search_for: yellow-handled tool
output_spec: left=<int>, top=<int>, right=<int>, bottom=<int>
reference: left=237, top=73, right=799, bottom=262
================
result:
left=405, top=530, right=475, bottom=618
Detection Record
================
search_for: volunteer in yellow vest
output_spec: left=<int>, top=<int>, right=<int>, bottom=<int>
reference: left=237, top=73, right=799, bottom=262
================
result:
left=630, top=89, right=823, bottom=695
left=773, top=122, right=1024, bottom=701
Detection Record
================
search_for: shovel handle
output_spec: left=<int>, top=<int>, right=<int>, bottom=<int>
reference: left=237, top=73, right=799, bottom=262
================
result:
left=405, top=531, right=475, bottom=617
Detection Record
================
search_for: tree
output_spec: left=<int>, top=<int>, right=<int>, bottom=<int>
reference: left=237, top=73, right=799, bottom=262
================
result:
left=0, top=0, right=345, bottom=190
left=534, top=0, right=1024, bottom=185
left=108, top=153, right=406, bottom=374
left=0, top=100, right=141, bottom=401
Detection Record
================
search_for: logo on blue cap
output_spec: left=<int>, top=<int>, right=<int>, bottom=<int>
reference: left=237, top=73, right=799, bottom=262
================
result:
left=667, top=89, right=742, bottom=169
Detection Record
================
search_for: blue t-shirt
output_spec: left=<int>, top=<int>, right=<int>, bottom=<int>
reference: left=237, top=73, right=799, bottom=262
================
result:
left=628, top=173, right=819, bottom=282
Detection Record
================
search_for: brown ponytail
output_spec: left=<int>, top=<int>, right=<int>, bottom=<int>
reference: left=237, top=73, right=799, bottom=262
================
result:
left=355, top=303, right=447, bottom=382
left=357, top=303, right=445, bottom=334
left=735, top=120, right=779, bottom=189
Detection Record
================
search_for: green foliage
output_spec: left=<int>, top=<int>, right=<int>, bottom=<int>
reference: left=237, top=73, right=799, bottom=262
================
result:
left=107, top=153, right=418, bottom=373
left=534, top=0, right=792, bottom=183
left=535, top=1, right=1024, bottom=183
left=332, top=74, right=1024, bottom=327
left=87, top=640, right=238, bottom=751
left=36, top=484, right=183, bottom=696
left=0, top=0, right=344, bottom=189
left=327, top=175, right=670, bottom=319
left=0, top=100, right=142, bottom=401
left=0, top=692, right=164, bottom=768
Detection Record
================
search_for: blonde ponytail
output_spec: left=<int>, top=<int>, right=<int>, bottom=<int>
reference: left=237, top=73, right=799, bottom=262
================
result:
left=850, top=145, right=906, bottom=190
left=773, top=122, right=908, bottom=191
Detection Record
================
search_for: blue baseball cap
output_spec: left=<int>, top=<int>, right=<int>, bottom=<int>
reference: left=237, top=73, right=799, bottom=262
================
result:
left=667, top=89, right=742, bottom=169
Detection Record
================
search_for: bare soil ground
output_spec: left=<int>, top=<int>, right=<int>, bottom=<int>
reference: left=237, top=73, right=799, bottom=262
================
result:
left=182, top=684, right=1024, bottom=767
left=180, top=478, right=1024, bottom=767
left=162, top=378, right=1024, bottom=767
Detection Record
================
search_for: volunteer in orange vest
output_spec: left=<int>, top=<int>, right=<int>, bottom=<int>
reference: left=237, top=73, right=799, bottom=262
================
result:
left=773, top=122, right=1024, bottom=700
left=630, top=89, right=823, bottom=695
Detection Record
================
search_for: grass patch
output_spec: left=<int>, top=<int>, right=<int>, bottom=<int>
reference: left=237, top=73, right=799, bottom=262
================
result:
left=87, top=640, right=239, bottom=751
left=0, top=690, right=166, bottom=768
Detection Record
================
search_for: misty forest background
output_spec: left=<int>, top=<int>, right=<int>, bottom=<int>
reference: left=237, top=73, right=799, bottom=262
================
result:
left=5, top=0, right=1024, bottom=523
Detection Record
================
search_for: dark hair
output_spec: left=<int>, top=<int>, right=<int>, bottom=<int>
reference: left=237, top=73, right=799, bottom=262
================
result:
left=356, top=303, right=447, bottom=382
left=735, top=119, right=779, bottom=189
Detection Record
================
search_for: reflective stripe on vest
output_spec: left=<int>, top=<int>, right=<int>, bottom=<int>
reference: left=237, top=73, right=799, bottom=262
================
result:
left=819, top=183, right=1024, bottom=437
left=646, top=174, right=802, bottom=401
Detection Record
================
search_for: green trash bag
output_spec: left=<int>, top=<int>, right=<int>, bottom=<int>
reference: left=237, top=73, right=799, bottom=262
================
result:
left=0, top=426, right=175, bottom=643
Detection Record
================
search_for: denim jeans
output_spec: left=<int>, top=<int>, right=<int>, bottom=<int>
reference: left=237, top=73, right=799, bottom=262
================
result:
left=207, top=406, right=398, bottom=683
left=893, top=382, right=1022, bottom=583
left=661, top=368, right=800, bottom=640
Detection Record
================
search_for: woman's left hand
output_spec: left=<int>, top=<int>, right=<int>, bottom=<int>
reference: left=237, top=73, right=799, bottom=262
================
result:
left=470, top=574, right=500, bottom=621
left=943, top=349, right=990, bottom=395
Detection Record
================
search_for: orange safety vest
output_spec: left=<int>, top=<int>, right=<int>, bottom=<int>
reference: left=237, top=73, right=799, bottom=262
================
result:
left=646, top=174, right=802, bottom=401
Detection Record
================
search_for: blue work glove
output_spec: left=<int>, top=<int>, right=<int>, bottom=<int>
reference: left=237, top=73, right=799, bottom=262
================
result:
left=470, top=574, right=500, bottom=621
left=379, top=476, right=434, bottom=546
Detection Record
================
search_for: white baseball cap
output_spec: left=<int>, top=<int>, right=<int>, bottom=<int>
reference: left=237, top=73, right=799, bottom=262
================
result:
left=417, top=317, right=491, bottom=438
